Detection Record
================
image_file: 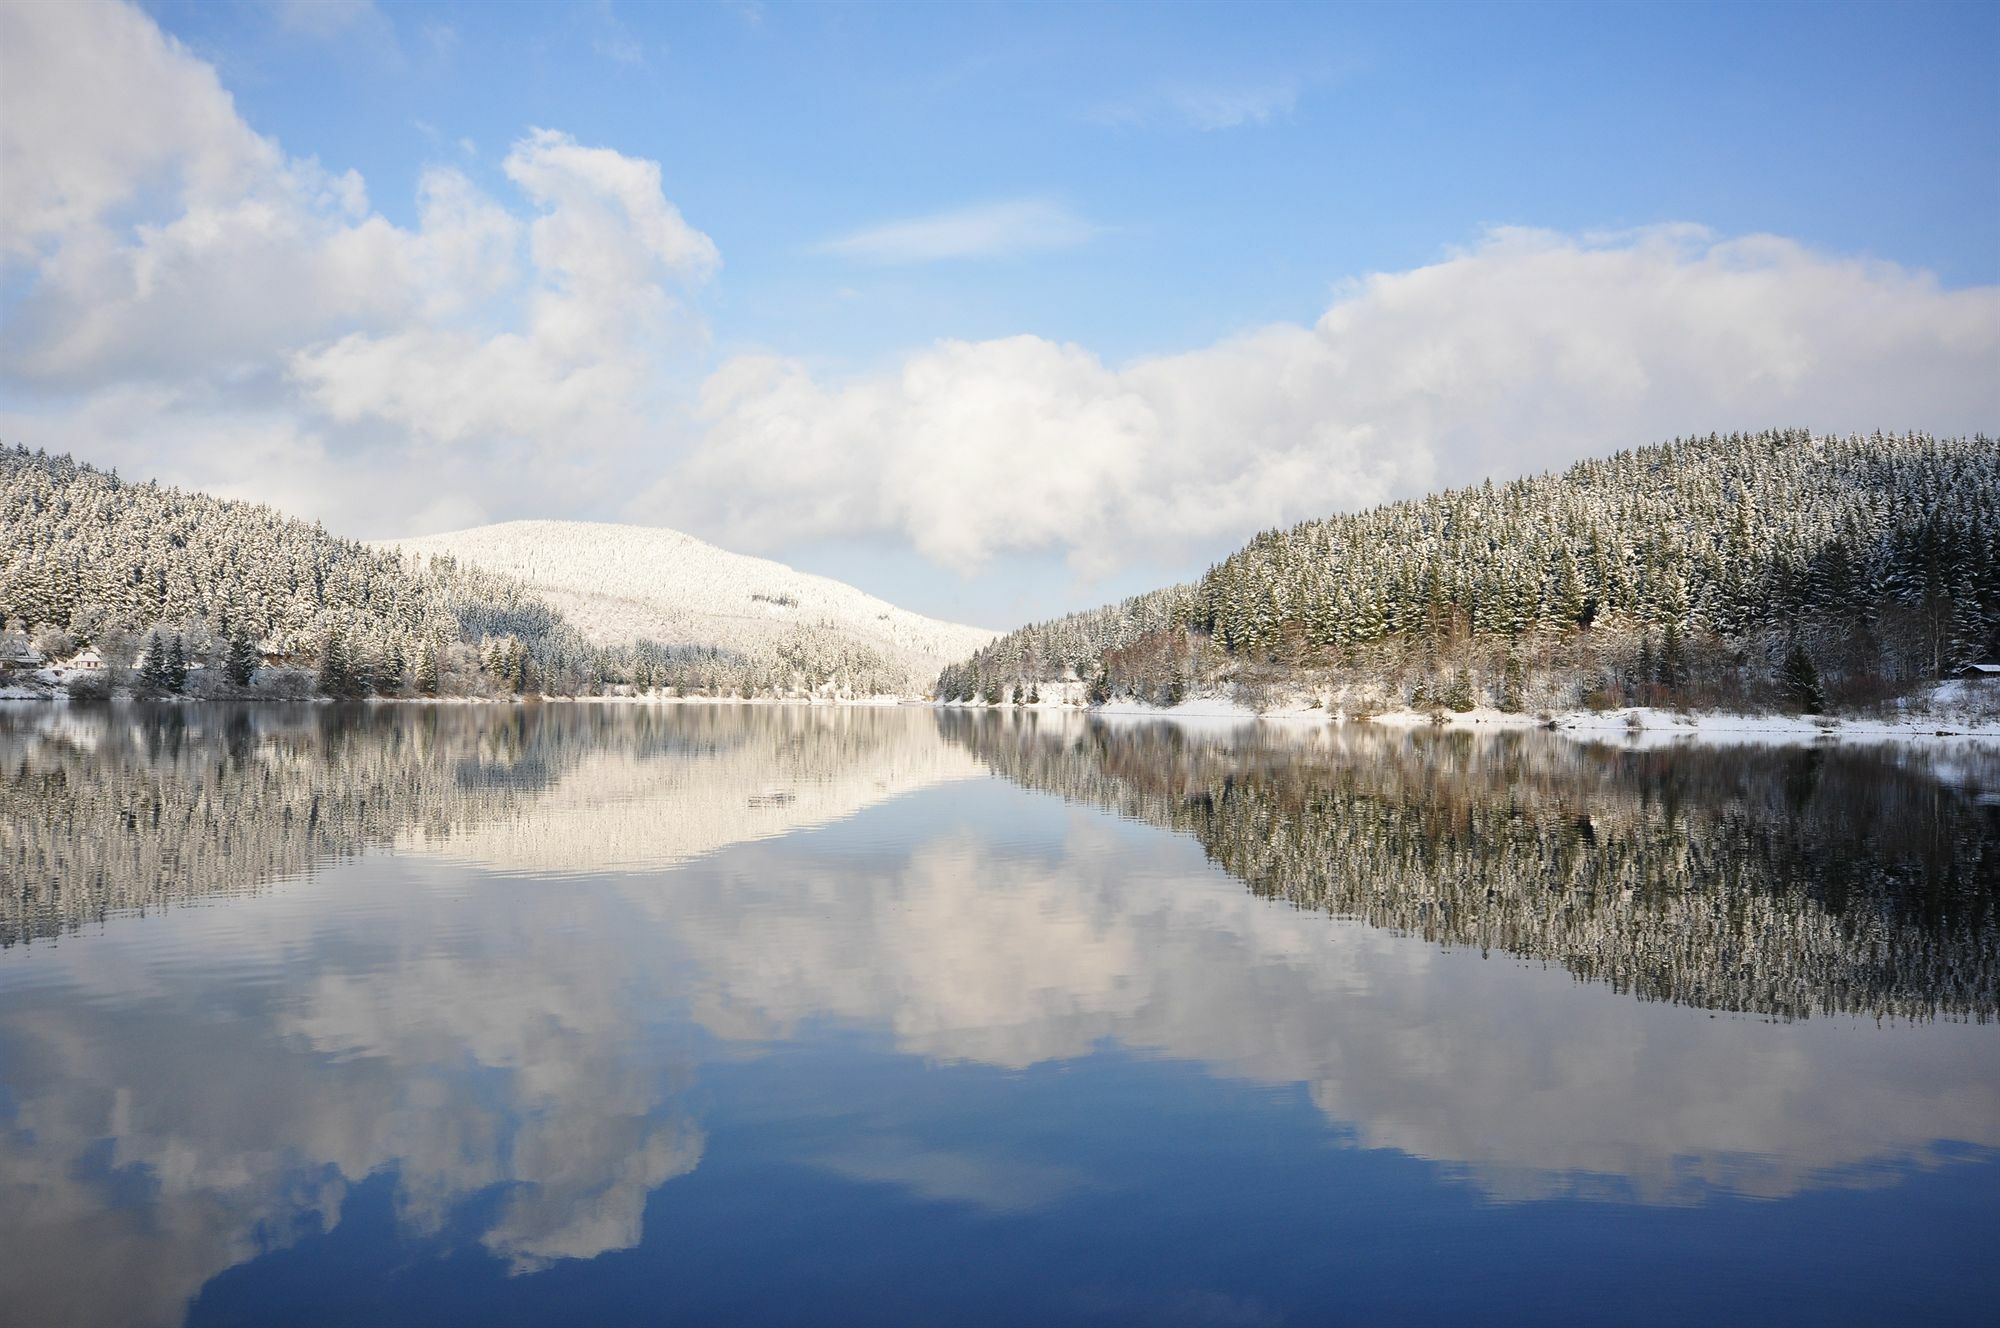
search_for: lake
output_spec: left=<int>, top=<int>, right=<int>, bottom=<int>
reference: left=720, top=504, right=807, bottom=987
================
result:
left=2, top=703, right=1996, bottom=1326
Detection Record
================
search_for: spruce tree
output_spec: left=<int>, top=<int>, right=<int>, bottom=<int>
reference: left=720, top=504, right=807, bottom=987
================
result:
left=224, top=633, right=259, bottom=688
left=1659, top=619, right=1686, bottom=690
left=1444, top=672, right=1476, bottom=712
left=137, top=630, right=170, bottom=693
left=317, top=633, right=359, bottom=699
left=163, top=634, right=188, bottom=693
left=1780, top=642, right=1826, bottom=714
left=375, top=640, right=407, bottom=696
left=415, top=643, right=441, bottom=696
left=1501, top=653, right=1526, bottom=713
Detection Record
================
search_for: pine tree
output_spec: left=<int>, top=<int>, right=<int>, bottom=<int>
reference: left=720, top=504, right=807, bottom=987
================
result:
left=374, top=640, right=407, bottom=696
left=1780, top=642, right=1826, bottom=714
left=1659, top=619, right=1686, bottom=691
left=1946, top=578, right=1988, bottom=674
left=224, top=633, right=259, bottom=687
left=415, top=642, right=441, bottom=696
left=1500, top=653, right=1525, bottom=713
left=135, top=630, right=168, bottom=693
left=317, top=632, right=360, bottom=699
left=163, top=634, right=188, bottom=692
left=1444, top=672, right=1476, bottom=712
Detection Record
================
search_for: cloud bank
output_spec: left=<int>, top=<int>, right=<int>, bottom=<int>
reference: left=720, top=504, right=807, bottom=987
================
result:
left=681, top=226, right=1999, bottom=574
left=2, top=1, right=1995, bottom=599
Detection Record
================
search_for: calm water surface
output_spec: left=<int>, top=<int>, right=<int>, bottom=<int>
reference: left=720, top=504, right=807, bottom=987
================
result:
left=2, top=703, right=1997, bottom=1326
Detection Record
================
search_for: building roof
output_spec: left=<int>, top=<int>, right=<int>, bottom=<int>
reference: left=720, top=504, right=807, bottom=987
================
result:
left=1962, top=662, right=2000, bottom=675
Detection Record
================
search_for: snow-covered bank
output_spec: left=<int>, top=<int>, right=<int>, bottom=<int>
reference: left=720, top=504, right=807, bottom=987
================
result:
left=11, top=685, right=1998, bottom=748
left=1015, top=689, right=2000, bottom=750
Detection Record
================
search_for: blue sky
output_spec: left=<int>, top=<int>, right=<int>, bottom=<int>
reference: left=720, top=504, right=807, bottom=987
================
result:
left=4, top=0, right=1997, bottom=627
left=159, top=0, right=1999, bottom=361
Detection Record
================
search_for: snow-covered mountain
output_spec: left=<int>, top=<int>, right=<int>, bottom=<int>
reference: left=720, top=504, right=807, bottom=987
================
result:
left=374, top=520, right=995, bottom=694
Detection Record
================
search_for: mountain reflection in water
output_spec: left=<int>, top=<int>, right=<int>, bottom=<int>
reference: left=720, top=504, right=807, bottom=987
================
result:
left=0, top=704, right=1995, bottom=1328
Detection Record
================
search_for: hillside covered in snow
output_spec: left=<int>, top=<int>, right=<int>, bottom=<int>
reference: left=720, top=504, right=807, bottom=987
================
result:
left=940, top=431, right=2000, bottom=716
left=377, top=520, right=996, bottom=696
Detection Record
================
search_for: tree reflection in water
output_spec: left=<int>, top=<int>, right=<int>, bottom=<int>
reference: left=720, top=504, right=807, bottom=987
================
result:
left=941, top=711, right=2000, bottom=1021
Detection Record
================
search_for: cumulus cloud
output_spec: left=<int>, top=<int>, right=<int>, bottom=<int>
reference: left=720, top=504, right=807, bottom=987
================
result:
left=813, top=199, right=1100, bottom=264
left=0, top=1, right=714, bottom=533
left=0, top=0, right=281, bottom=255
left=673, top=225, right=2000, bottom=575
left=290, top=128, right=717, bottom=448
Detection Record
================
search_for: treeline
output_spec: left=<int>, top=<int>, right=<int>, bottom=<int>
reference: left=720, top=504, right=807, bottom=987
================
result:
left=942, top=713, right=2000, bottom=1021
left=0, top=446, right=910, bottom=700
left=939, top=431, right=2000, bottom=712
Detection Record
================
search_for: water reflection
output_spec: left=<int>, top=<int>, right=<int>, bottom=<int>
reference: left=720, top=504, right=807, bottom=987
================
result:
left=0, top=704, right=1995, bottom=1327
left=669, top=790, right=2000, bottom=1204
left=941, top=712, right=2000, bottom=1021
left=0, top=703, right=981, bottom=943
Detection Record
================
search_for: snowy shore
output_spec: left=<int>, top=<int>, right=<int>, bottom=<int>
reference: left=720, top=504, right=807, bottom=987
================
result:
left=10, top=683, right=1997, bottom=748
left=946, top=684, right=2000, bottom=749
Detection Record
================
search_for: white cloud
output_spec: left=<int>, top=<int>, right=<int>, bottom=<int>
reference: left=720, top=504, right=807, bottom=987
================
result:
left=1095, top=77, right=1302, bottom=131
left=814, top=199, right=1100, bottom=265
left=674, top=225, right=2000, bottom=575
left=0, top=2, right=715, bottom=534
left=0, top=2, right=521, bottom=388
left=0, top=0, right=281, bottom=255
left=288, top=129, right=716, bottom=450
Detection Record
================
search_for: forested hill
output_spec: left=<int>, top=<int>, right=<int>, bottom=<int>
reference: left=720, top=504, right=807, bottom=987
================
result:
left=0, top=445, right=598, bottom=693
left=939, top=431, right=2000, bottom=712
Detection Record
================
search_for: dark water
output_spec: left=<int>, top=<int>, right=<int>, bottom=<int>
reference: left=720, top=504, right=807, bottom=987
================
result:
left=2, top=703, right=1997, bottom=1327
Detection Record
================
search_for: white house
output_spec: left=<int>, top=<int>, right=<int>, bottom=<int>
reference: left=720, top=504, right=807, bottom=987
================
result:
left=55, top=647, right=105, bottom=672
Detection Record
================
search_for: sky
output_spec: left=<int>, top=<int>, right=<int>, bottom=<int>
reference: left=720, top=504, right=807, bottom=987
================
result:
left=2, top=0, right=1997, bottom=629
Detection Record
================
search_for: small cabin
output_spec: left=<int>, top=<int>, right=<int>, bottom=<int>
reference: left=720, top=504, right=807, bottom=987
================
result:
left=56, top=647, right=104, bottom=672
left=0, top=643, right=45, bottom=672
left=1960, top=662, right=2000, bottom=682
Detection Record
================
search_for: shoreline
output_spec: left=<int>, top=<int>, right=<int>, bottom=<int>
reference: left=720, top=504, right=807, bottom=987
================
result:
left=940, top=694, right=2000, bottom=748
left=8, top=689, right=1997, bottom=748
